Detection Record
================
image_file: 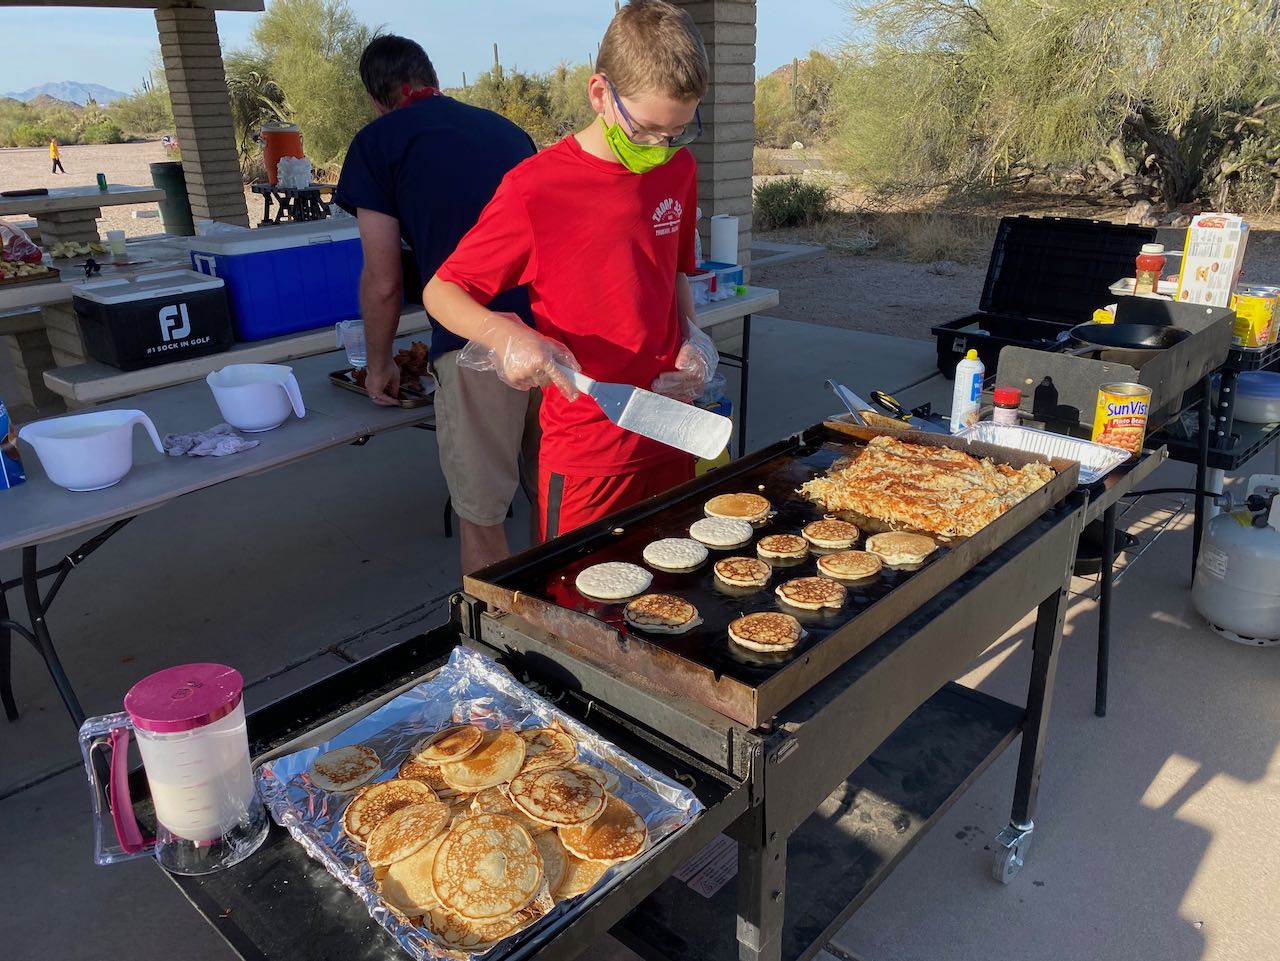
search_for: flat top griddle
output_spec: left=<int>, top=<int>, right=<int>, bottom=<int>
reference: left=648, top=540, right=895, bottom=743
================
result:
left=499, top=437, right=943, bottom=689
left=467, top=423, right=1079, bottom=727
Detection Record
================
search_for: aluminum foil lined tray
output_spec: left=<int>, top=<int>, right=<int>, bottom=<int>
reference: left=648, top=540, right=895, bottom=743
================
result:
left=957, top=423, right=1130, bottom=484
left=256, top=646, right=702, bottom=961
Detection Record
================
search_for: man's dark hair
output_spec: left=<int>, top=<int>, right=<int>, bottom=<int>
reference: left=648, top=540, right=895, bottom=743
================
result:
left=359, top=35, right=439, bottom=108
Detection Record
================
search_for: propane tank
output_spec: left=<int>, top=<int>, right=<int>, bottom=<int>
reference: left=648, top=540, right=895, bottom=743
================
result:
left=1191, top=474, right=1280, bottom=646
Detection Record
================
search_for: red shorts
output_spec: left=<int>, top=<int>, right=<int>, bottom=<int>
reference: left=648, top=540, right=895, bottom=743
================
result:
left=539, top=458, right=695, bottom=541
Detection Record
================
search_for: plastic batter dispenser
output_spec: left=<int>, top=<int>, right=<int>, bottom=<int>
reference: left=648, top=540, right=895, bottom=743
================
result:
left=78, top=663, right=269, bottom=875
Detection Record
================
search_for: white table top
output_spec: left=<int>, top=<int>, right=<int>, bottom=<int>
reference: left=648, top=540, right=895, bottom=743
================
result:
left=3, top=343, right=433, bottom=554
left=41, top=287, right=779, bottom=405
left=0, top=183, right=164, bottom=218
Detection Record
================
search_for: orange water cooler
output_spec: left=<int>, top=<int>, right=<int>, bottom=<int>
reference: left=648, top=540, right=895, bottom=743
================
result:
left=261, top=123, right=304, bottom=185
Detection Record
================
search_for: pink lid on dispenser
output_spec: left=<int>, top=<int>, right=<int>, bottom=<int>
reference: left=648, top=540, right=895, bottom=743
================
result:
left=123, top=663, right=244, bottom=733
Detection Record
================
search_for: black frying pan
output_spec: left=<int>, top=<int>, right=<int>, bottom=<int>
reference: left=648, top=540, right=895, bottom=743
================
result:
left=1064, top=322, right=1191, bottom=367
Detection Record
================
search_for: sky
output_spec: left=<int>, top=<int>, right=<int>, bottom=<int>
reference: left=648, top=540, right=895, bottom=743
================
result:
left=0, top=0, right=850, bottom=97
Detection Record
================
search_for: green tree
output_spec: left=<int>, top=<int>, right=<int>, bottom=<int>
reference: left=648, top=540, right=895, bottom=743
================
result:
left=832, top=0, right=1280, bottom=209
left=109, top=85, right=174, bottom=136
left=248, top=0, right=378, bottom=169
left=456, top=65, right=555, bottom=144
left=225, top=49, right=292, bottom=163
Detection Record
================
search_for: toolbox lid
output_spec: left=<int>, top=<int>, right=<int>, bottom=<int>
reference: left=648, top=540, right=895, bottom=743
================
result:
left=980, top=216, right=1157, bottom=324
left=72, top=269, right=224, bottom=306
left=188, top=219, right=359, bottom=256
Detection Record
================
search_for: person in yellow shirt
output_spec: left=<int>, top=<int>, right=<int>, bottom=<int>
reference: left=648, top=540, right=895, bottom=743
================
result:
left=49, top=138, right=65, bottom=174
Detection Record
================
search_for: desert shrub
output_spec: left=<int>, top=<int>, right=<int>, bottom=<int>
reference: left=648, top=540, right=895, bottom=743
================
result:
left=753, top=176, right=834, bottom=231
left=9, top=124, right=57, bottom=148
left=79, top=122, right=124, bottom=144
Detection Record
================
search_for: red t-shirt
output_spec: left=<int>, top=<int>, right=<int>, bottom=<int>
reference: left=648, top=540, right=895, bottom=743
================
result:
left=435, top=135, right=698, bottom=475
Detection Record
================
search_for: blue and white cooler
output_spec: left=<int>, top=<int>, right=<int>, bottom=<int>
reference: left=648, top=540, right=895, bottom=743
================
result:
left=189, top=220, right=363, bottom=342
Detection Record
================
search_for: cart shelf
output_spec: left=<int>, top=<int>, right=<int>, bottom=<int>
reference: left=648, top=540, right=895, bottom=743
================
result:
left=616, top=682, right=1024, bottom=961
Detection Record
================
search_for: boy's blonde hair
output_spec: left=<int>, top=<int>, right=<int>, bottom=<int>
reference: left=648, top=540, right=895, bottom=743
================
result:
left=596, top=0, right=709, bottom=102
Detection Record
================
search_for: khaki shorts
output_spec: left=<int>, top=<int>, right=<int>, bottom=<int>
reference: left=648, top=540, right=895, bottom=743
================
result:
left=432, top=350, right=540, bottom=527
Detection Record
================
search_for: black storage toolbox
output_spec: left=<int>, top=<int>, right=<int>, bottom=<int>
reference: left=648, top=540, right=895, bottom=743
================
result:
left=72, top=269, right=234, bottom=371
left=932, top=216, right=1157, bottom=377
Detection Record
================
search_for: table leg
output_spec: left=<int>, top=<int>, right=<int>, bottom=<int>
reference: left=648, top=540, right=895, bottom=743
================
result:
left=22, top=545, right=86, bottom=728
left=1012, top=585, right=1068, bottom=827
left=260, top=192, right=272, bottom=227
left=0, top=589, right=16, bottom=721
left=737, top=314, right=752, bottom=458
left=1095, top=503, right=1117, bottom=718
left=1193, top=375, right=1212, bottom=579
left=735, top=829, right=786, bottom=961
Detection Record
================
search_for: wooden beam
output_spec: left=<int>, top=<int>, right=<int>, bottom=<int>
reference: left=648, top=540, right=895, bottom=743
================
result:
left=0, top=1, right=264, bottom=10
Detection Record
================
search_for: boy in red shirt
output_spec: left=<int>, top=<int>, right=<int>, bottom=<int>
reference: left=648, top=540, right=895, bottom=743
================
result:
left=425, top=0, right=717, bottom=540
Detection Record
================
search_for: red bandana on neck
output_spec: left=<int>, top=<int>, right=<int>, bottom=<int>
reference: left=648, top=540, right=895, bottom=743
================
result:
left=400, top=84, right=439, bottom=107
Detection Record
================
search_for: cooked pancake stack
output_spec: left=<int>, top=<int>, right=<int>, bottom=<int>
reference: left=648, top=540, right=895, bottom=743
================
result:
left=309, top=722, right=648, bottom=955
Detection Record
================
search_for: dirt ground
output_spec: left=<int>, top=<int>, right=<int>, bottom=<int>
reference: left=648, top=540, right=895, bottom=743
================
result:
left=0, top=140, right=263, bottom=237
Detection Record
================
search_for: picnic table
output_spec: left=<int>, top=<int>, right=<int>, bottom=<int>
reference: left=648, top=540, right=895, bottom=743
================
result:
left=251, top=183, right=335, bottom=226
left=0, top=340, right=436, bottom=728
left=0, top=183, right=165, bottom=247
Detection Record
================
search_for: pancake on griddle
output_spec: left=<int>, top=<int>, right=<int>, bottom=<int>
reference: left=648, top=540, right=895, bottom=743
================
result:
left=816, top=549, right=883, bottom=582
left=508, top=766, right=606, bottom=827
left=623, top=593, right=702, bottom=634
left=469, top=785, right=551, bottom=836
left=689, top=516, right=755, bottom=549
left=713, top=556, right=771, bottom=588
left=704, top=492, right=771, bottom=524
left=310, top=744, right=381, bottom=793
left=559, top=793, right=648, bottom=864
left=439, top=729, right=526, bottom=792
left=802, top=519, right=861, bottom=549
left=431, top=814, right=542, bottom=920
left=414, top=725, right=483, bottom=764
left=775, top=576, right=847, bottom=611
left=556, top=853, right=610, bottom=900
left=343, top=777, right=437, bottom=845
left=756, top=533, right=808, bottom=560
left=381, top=832, right=447, bottom=916
left=728, top=612, right=803, bottom=653
left=575, top=562, right=652, bottom=600
left=865, top=531, right=938, bottom=567
left=535, top=830, right=569, bottom=893
left=422, top=899, right=547, bottom=955
left=366, top=800, right=451, bottom=867
left=641, top=537, right=709, bottom=572
left=518, top=727, right=577, bottom=773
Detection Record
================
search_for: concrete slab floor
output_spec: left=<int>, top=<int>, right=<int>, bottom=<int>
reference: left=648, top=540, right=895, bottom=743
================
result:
left=5, top=318, right=1278, bottom=960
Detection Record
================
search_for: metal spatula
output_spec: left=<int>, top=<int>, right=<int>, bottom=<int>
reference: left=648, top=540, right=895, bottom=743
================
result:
left=556, top=364, right=733, bottom=460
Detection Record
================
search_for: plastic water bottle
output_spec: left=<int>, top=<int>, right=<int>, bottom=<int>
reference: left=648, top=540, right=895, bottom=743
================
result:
left=950, top=349, right=984, bottom=434
left=1, top=397, right=26, bottom=489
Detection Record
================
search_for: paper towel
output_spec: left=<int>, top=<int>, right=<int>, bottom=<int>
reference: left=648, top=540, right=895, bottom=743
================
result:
left=709, top=214, right=739, bottom=265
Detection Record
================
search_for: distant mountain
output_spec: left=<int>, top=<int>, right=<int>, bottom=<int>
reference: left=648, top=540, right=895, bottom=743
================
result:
left=3, top=82, right=127, bottom=105
left=26, top=94, right=80, bottom=112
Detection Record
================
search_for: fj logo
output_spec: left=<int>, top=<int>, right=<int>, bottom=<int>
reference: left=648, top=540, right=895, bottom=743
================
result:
left=159, top=303, right=191, bottom=342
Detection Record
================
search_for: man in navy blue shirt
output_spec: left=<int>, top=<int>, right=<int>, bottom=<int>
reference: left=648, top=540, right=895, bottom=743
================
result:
left=336, top=35, right=538, bottom=573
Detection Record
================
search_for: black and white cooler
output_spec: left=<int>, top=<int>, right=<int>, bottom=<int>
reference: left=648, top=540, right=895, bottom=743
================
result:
left=72, top=269, right=235, bottom=371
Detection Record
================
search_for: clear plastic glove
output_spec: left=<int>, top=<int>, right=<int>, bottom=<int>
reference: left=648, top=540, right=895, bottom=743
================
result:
left=457, top=318, right=582, bottom=400
left=651, top=322, right=719, bottom=404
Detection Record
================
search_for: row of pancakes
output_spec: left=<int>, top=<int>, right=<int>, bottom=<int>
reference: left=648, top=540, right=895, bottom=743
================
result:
left=308, top=722, right=647, bottom=956
left=573, top=492, right=940, bottom=656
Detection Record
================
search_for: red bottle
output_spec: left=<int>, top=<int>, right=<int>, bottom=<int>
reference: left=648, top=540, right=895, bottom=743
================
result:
left=1135, top=243, right=1166, bottom=295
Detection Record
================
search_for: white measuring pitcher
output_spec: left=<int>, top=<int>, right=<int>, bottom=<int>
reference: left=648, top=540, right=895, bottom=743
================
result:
left=206, top=363, right=305, bottom=432
left=78, top=663, right=269, bottom=876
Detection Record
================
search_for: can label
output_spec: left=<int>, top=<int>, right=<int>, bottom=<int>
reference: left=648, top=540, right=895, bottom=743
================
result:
left=1091, top=382, right=1151, bottom=455
left=1229, top=286, right=1278, bottom=348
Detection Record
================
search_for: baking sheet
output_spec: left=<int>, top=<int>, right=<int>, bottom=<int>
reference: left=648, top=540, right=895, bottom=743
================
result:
left=957, top=423, right=1129, bottom=484
left=255, top=645, right=702, bottom=961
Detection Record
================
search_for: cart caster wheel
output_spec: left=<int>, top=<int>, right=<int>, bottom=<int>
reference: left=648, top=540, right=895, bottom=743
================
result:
left=991, top=822, right=1034, bottom=884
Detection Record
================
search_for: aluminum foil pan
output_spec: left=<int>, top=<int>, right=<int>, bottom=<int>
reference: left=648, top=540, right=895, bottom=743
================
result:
left=957, top=422, right=1130, bottom=484
left=256, top=646, right=702, bottom=961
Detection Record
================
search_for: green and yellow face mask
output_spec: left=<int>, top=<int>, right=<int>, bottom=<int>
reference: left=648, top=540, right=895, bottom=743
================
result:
left=599, top=117, right=682, bottom=174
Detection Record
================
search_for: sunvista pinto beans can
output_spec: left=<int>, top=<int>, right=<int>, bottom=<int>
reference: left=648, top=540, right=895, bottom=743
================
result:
left=1091, top=382, right=1152, bottom=456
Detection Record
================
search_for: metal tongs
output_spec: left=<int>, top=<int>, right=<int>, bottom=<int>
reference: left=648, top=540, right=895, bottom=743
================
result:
left=825, top=380, right=870, bottom=426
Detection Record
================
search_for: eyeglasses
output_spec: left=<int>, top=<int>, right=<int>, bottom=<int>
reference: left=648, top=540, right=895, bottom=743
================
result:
left=605, top=77, right=702, bottom=147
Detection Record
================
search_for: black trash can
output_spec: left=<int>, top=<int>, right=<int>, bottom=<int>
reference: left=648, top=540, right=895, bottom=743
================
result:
left=149, top=161, right=196, bottom=237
